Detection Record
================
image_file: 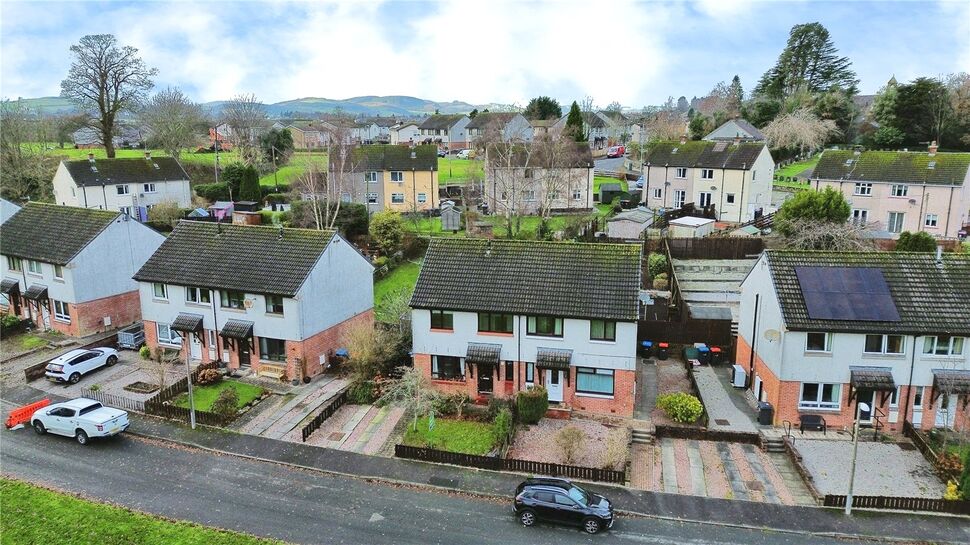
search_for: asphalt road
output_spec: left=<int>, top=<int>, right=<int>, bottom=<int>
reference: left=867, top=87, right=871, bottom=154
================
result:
left=594, top=157, right=626, bottom=172
left=0, top=427, right=882, bottom=545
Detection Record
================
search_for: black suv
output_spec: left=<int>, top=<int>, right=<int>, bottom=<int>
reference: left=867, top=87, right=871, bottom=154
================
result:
left=512, top=477, right=614, bottom=534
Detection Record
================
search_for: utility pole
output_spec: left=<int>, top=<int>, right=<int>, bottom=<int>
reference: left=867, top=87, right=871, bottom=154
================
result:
left=184, top=337, right=197, bottom=430
left=214, top=126, right=220, bottom=185
left=845, top=401, right=869, bottom=515
left=272, top=146, right=279, bottom=192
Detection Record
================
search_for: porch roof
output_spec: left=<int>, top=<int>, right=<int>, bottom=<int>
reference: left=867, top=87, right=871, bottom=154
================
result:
left=932, top=369, right=970, bottom=396
left=1, top=278, right=19, bottom=295
left=536, top=348, right=572, bottom=370
left=465, top=343, right=501, bottom=367
left=220, top=319, right=254, bottom=340
left=23, top=284, right=48, bottom=301
left=171, top=312, right=204, bottom=334
left=849, top=367, right=896, bottom=391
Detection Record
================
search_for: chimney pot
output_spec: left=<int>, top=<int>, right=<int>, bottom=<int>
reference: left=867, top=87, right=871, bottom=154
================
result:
left=928, top=141, right=938, bottom=156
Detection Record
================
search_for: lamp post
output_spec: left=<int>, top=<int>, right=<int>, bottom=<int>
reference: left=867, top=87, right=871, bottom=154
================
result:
left=845, top=401, right=870, bottom=515
left=184, top=336, right=197, bottom=430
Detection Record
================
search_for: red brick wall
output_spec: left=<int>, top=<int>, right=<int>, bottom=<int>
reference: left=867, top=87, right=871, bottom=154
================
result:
left=73, top=291, right=142, bottom=337
left=282, top=309, right=374, bottom=380
left=567, top=368, right=635, bottom=418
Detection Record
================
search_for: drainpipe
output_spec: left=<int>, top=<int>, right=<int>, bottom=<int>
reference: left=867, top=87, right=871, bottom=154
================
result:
left=663, top=165, right=669, bottom=208
left=82, top=186, right=89, bottom=208
left=101, top=185, right=108, bottom=210
left=738, top=168, right=746, bottom=223
left=748, top=294, right=759, bottom=388
left=917, top=185, right=928, bottom=233
left=943, top=186, right=954, bottom=237
left=901, top=334, right=918, bottom=430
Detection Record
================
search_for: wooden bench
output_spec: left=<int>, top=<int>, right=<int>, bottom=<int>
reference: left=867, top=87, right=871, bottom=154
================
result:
left=799, top=414, right=827, bottom=434
left=257, top=363, right=287, bottom=381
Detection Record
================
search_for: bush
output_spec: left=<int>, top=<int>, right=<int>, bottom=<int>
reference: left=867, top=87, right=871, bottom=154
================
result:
left=264, top=192, right=289, bottom=204
left=657, top=392, right=704, bottom=424
left=647, top=253, right=668, bottom=279
left=554, top=425, right=586, bottom=465
left=603, top=427, right=631, bottom=470
left=960, top=449, right=970, bottom=499
left=194, top=182, right=230, bottom=202
left=2, top=313, right=21, bottom=328
left=486, top=396, right=513, bottom=421
left=493, top=408, right=513, bottom=446
left=348, top=380, right=376, bottom=404
left=139, top=345, right=151, bottom=360
left=517, top=386, right=549, bottom=424
left=944, top=480, right=961, bottom=500
left=434, top=392, right=470, bottom=417
left=210, top=387, right=239, bottom=418
left=652, top=272, right=669, bottom=290
left=196, top=368, right=223, bottom=386
left=261, top=184, right=290, bottom=198
left=895, top=231, right=937, bottom=252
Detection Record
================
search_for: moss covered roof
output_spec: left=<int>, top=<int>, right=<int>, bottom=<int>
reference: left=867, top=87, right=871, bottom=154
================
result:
left=644, top=141, right=764, bottom=170
left=813, top=150, right=970, bottom=185
left=331, top=144, right=438, bottom=172
left=0, top=203, right=120, bottom=265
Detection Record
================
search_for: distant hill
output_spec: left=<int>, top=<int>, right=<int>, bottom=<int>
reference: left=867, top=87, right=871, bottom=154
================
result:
left=9, top=96, right=77, bottom=115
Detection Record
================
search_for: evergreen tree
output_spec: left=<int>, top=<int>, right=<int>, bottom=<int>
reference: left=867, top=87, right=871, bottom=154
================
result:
left=469, top=108, right=478, bottom=119
left=895, top=231, right=937, bottom=252
left=522, top=96, right=562, bottom=120
left=775, top=186, right=850, bottom=236
left=871, top=79, right=899, bottom=128
left=894, top=77, right=952, bottom=147
left=564, top=101, right=585, bottom=143
left=728, top=75, right=744, bottom=113
left=688, top=115, right=709, bottom=140
left=755, top=22, right=858, bottom=99
left=238, top=165, right=261, bottom=202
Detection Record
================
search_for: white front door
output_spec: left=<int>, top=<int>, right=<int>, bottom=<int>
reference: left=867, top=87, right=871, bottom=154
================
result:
left=190, top=335, right=202, bottom=360
left=935, top=393, right=957, bottom=429
left=912, top=386, right=924, bottom=426
left=546, top=369, right=564, bottom=403
left=208, top=331, right=217, bottom=361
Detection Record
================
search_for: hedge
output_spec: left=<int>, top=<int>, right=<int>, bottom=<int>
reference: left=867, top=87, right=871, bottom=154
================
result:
left=517, top=386, right=549, bottom=424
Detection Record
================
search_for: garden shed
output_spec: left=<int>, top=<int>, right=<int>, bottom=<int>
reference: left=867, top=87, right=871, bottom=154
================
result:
left=599, top=183, right=623, bottom=205
left=441, top=201, right=462, bottom=232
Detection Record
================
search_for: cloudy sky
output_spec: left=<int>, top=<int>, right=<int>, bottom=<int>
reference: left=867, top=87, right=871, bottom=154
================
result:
left=2, top=0, right=968, bottom=108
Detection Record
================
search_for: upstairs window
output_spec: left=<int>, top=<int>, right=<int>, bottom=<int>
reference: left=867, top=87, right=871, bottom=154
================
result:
left=675, top=168, right=687, bottom=179
left=391, top=171, right=404, bottom=182
left=924, top=214, right=939, bottom=228
left=526, top=316, right=563, bottom=337
left=430, top=310, right=453, bottom=330
left=53, top=264, right=64, bottom=280
left=853, top=183, right=872, bottom=196
left=185, top=286, right=211, bottom=304
left=864, top=334, right=904, bottom=354
left=478, top=312, right=513, bottom=334
left=220, top=290, right=245, bottom=309
left=923, top=336, right=964, bottom=356
left=265, top=295, right=284, bottom=314
left=152, top=282, right=168, bottom=300
left=806, top=332, right=832, bottom=352
left=700, top=169, right=714, bottom=180
left=27, top=260, right=42, bottom=275
left=890, top=184, right=908, bottom=197
left=590, top=320, right=616, bottom=342
left=143, top=183, right=156, bottom=193
left=7, top=256, right=22, bottom=271
left=116, top=184, right=130, bottom=195
left=364, top=171, right=379, bottom=183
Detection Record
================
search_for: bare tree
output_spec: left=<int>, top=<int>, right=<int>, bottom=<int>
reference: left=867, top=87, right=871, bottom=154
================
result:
left=480, top=121, right=532, bottom=238
left=140, top=87, right=206, bottom=160
left=377, top=366, right=441, bottom=432
left=762, top=108, right=839, bottom=154
left=642, top=109, right=685, bottom=142
left=222, top=94, right=269, bottom=165
left=0, top=101, right=55, bottom=201
left=60, top=34, right=157, bottom=158
left=325, top=127, right=363, bottom=229
left=533, top=136, right=586, bottom=221
left=782, top=219, right=875, bottom=251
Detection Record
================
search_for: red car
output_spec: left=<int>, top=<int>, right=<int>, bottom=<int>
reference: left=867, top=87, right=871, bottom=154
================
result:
left=607, top=146, right=625, bottom=158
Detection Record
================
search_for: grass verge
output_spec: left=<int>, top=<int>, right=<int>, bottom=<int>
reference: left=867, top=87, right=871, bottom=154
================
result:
left=774, top=156, right=820, bottom=179
left=439, top=157, right=483, bottom=184
left=402, top=416, right=497, bottom=455
left=173, top=380, right=264, bottom=412
left=374, top=260, right=422, bottom=322
left=0, top=478, right=283, bottom=545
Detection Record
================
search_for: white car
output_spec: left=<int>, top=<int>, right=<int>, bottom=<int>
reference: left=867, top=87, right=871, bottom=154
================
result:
left=31, top=398, right=129, bottom=445
left=456, top=149, right=472, bottom=159
left=45, top=347, right=119, bottom=384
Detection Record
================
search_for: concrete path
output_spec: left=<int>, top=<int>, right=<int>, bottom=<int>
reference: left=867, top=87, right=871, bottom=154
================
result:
left=635, top=357, right=658, bottom=420
left=242, top=375, right=344, bottom=437
left=693, top=365, right=757, bottom=433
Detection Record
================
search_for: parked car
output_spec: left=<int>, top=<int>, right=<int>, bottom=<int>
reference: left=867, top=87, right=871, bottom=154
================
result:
left=437, top=148, right=447, bottom=157
left=45, top=347, right=119, bottom=384
left=607, top=145, right=625, bottom=158
left=456, top=149, right=472, bottom=159
left=635, top=176, right=645, bottom=189
left=513, top=477, right=614, bottom=534
left=31, top=398, right=129, bottom=445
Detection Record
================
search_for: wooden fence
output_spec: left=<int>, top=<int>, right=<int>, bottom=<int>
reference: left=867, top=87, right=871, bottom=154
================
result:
left=665, top=237, right=765, bottom=260
left=143, top=361, right=226, bottom=426
left=394, top=444, right=626, bottom=484
left=823, top=494, right=970, bottom=515
left=637, top=319, right=734, bottom=347
left=903, top=420, right=962, bottom=482
left=80, top=390, right=146, bottom=413
left=301, top=389, right=349, bottom=442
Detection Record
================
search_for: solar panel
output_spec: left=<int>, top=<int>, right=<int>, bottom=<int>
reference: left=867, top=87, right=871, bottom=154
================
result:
left=794, top=266, right=900, bottom=322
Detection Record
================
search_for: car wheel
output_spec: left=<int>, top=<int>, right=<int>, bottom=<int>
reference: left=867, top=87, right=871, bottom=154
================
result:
left=75, top=429, right=89, bottom=445
left=33, top=420, right=46, bottom=435
left=583, top=517, right=601, bottom=534
left=106, top=355, right=118, bottom=366
left=69, top=373, right=81, bottom=384
left=519, top=509, right=537, bottom=527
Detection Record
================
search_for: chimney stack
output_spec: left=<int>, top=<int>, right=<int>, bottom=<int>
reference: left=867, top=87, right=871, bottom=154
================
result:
left=87, top=153, right=95, bottom=162
left=928, top=141, right=938, bottom=156
left=679, top=135, right=687, bottom=145
left=936, top=245, right=943, bottom=266
left=733, top=134, right=742, bottom=146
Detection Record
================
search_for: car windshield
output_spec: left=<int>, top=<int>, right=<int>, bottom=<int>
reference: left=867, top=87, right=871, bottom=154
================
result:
left=567, top=486, right=589, bottom=506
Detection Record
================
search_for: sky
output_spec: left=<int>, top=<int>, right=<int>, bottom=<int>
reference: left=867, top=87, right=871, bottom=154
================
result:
left=1, top=0, right=969, bottom=109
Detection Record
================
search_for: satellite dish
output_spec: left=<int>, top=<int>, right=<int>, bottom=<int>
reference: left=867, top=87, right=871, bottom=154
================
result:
left=244, top=298, right=254, bottom=309
left=764, top=329, right=781, bottom=342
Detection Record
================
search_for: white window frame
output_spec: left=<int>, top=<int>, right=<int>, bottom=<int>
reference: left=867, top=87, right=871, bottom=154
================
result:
left=923, top=336, right=964, bottom=356
left=798, top=382, right=842, bottom=410
left=6, top=256, right=22, bottom=272
left=120, top=206, right=132, bottom=216
left=52, top=299, right=70, bottom=323
left=890, top=184, right=908, bottom=197
left=27, top=260, right=42, bottom=275
left=157, top=323, right=181, bottom=346
left=390, top=193, right=405, bottom=204
left=53, top=264, right=64, bottom=280
left=698, top=192, right=712, bottom=207
left=924, top=214, right=938, bottom=228
left=700, top=169, right=714, bottom=180
left=152, top=282, right=168, bottom=300
left=864, top=334, right=904, bottom=354
left=853, top=183, right=872, bottom=196
left=390, top=171, right=404, bottom=182
left=366, top=192, right=379, bottom=204
left=726, top=193, right=736, bottom=204
left=887, top=212, right=905, bottom=234
left=652, top=188, right=662, bottom=199
left=522, top=189, right=536, bottom=201
left=143, top=183, right=156, bottom=193
left=116, top=184, right=130, bottom=195
left=674, top=167, right=687, bottom=179
left=417, top=193, right=427, bottom=203
left=805, top=331, right=832, bottom=353
left=364, top=171, right=379, bottom=183
left=572, top=189, right=582, bottom=200
left=851, top=209, right=868, bottom=224
left=673, top=190, right=686, bottom=208
left=185, top=286, right=211, bottom=305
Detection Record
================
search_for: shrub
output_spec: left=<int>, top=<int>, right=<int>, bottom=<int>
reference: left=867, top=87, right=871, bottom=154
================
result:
left=2, top=313, right=21, bottom=328
left=895, top=231, right=937, bottom=252
left=264, top=192, right=289, bottom=204
left=516, top=386, right=549, bottom=424
left=657, top=392, right=704, bottom=423
left=193, top=182, right=230, bottom=202
left=493, top=408, right=513, bottom=447
left=944, top=480, right=961, bottom=500
left=554, top=425, right=586, bottom=465
left=434, top=392, right=469, bottom=417
left=88, top=384, right=101, bottom=392
left=652, top=272, right=669, bottom=290
left=210, top=387, right=239, bottom=418
left=348, top=380, right=376, bottom=404
left=196, top=368, right=223, bottom=386
left=603, top=427, right=631, bottom=470
left=139, top=344, right=151, bottom=360
left=486, top=396, right=513, bottom=421
left=647, top=253, right=668, bottom=279
left=960, top=449, right=970, bottom=499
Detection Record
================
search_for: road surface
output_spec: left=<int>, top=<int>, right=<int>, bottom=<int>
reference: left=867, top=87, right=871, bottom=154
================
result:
left=1, top=426, right=881, bottom=545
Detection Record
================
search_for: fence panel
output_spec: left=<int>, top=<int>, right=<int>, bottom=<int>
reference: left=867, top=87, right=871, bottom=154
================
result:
left=301, top=390, right=349, bottom=442
left=80, top=390, right=145, bottom=413
left=823, top=494, right=970, bottom=515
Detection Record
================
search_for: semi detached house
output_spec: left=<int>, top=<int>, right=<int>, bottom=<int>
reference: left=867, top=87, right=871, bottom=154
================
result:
left=134, top=222, right=373, bottom=381
left=410, top=238, right=641, bottom=417
left=0, top=203, right=164, bottom=336
left=738, top=250, right=970, bottom=433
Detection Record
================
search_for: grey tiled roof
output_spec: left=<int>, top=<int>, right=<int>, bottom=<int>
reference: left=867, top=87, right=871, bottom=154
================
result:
left=812, top=150, right=970, bottom=186
left=536, top=348, right=572, bottom=370
left=410, top=238, right=641, bottom=321
left=332, top=144, right=438, bottom=172
left=706, top=119, right=765, bottom=141
left=466, top=112, right=517, bottom=130
left=465, top=343, right=501, bottom=366
left=171, top=313, right=204, bottom=333
left=221, top=319, right=254, bottom=339
left=0, top=203, right=120, bottom=265
left=419, top=114, right=466, bottom=130
left=134, top=221, right=335, bottom=297
left=644, top=141, right=764, bottom=170
left=764, top=250, right=970, bottom=335
left=850, top=367, right=895, bottom=391
left=63, top=157, right=189, bottom=187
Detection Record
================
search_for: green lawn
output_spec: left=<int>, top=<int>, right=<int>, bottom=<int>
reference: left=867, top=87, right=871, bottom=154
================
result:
left=401, top=212, right=606, bottom=239
left=0, top=478, right=282, bottom=545
left=774, top=156, right=820, bottom=179
left=173, top=380, right=264, bottom=412
left=439, top=157, right=483, bottom=185
left=260, top=153, right=330, bottom=187
left=403, top=416, right=497, bottom=455
left=374, top=260, right=421, bottom=322
left=44, top=146, right=241, bottom=167
left=19, top=335, right=48, bottom=350
left=593, top=175, right=628, bottom=194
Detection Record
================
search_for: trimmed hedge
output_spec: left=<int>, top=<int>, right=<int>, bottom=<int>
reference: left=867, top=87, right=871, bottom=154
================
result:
left=194, top=182, right=230, bottom=201
left=517, top=386, right=549, bottom=424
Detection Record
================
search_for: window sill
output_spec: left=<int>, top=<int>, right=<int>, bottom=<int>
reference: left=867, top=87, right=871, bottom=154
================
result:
left=185, top=301, right=211, bottom=308
left=265, top=312, right=285, bottom=318
left=797, top=407, right=841, bottom=413
left=589, top=339, right=616, bottom=345
left=478, top=331, right=513, bottom=337
left=220, top=307, right=246, bottom=313
left=429, top=328, right=454, bottom=333
left=159, top=341, right=181, bottom=348
left=803, top=351, right=832, bottom=356
left=53, top=278, right=65, bottom=283
left=431, top=378, right=466, bottom=384
left=259, top=359, right=287, bottom=365
left=576, top=392, right=614, bottom=400
left=525, top=334, right=563, bottom=341
left=26, top=272, right=43, bottom=278
left=53, top=317, right=71, bottom=324
left=861, top=353, right=906, bottom=359
left=152, top=298, right=170, bottom=304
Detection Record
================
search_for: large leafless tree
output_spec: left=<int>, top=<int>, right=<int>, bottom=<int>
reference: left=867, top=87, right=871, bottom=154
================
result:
left=762, top=108, right=839, bottom=154
left=139, top=87, right=206, bottom=160
left=60, top=34, right=157, bottom=158
left=222, top=94, right=269, bottom=165
left=0, top=101, right=56, bottom=201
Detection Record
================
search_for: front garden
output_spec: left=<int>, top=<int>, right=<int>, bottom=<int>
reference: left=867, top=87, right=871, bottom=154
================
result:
left=403, top=415, right=498, bottom=455
left=173, top=379, right=265, bottom=412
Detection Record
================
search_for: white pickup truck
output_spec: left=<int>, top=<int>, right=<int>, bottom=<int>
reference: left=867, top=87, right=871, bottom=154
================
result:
left=31, top=398, right=129, bottom=445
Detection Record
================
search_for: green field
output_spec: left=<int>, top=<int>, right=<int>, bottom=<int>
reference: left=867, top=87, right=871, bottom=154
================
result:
left=173, top=380, right=264, bottom=412
left=775, top=156, right=820, bottom=180
left=439, top=157, right=483, bottom=184
left=374, top=260, right=422, bottom=322
left=0, top=478, right=282, bottom=545
left=403, top=416, right=497, bottom=455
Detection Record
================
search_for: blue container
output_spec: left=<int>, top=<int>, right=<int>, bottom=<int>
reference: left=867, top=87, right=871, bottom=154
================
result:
left=697, top=346, right=711, bottom=365
left=640, top=341, right=653, bottom=358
